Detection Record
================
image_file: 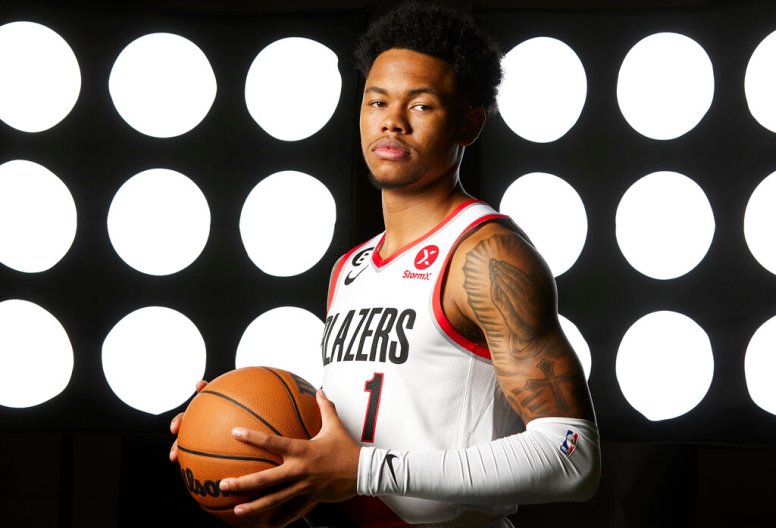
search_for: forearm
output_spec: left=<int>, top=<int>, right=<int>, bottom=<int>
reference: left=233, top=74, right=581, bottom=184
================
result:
left=357, top=417, right=600, bottom=505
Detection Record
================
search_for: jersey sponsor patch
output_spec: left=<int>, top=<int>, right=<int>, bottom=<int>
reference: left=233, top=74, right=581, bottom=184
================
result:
left=402, top=269, right=432, bottom=280
left=560, top=430, right=579, bottom=457
left=413, top=245, right=439, bottom=270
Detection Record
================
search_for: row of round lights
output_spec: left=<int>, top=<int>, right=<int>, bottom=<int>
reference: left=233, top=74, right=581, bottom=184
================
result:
left=4, top=161, right=772, bottom=281
left=4, top=24, right=776, bottom=139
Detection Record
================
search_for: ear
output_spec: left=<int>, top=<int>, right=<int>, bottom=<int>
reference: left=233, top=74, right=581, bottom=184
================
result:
left=459, top=105, right=487, bottom=147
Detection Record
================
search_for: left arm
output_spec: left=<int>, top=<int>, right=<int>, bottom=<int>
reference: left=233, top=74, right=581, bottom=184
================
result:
left=456, top=225, right=595, bottom=423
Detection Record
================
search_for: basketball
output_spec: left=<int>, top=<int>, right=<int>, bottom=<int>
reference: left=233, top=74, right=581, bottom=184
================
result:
left=176, top=366, right=322, bottom=526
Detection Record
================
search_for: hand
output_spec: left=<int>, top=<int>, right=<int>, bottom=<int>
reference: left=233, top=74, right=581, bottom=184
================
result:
left=218, top=389, right=360, bottom=527
left=169, top=379, right=208, bottom=462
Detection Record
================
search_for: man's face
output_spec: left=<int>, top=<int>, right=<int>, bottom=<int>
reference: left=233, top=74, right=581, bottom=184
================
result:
left=359, top=48, right=470, bottom=191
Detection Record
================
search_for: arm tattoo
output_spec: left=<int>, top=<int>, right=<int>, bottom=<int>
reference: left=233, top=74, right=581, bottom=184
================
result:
left=521, top=359, right=574, bottom=413
left=489, top=258, right=543, bottom=358
left=463, top=234, right=550, bottom=361
left=463, top=234, right=576, bottom=416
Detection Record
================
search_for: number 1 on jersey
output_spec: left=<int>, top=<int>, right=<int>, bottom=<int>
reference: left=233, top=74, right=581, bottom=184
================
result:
left=362, top=372, right=384, bottom=443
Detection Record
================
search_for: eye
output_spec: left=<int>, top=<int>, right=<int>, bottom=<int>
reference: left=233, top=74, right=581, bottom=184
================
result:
left=412, top=103, right=433, bottom=112
left=369, top=100, right=387, bottom=108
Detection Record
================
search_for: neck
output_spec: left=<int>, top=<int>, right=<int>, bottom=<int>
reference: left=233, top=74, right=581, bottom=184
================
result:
left=378, top=176, right=472, bottom=258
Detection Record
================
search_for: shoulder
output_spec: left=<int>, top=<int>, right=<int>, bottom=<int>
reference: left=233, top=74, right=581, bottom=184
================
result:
left=452, top=219, right=553, bottom=287
left=329, top=253, right=347, bottom=279
left=326, top=238, right=378, bottom=295
left=330, top=237, right=379, bottom=275
left=446, top=219, right=559, bottom=332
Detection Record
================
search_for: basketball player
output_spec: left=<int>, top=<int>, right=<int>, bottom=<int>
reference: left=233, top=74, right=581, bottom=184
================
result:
left=171, top=3, right=600, bottom=527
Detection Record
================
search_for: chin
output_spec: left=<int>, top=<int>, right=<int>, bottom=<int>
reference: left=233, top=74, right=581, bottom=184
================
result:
left=367, top=171, right=420, bottom=190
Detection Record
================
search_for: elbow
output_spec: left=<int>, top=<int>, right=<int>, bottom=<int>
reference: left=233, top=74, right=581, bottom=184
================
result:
left=567, top=446, right=601, bottom=502
left=571, top=465, right=600, bottom=502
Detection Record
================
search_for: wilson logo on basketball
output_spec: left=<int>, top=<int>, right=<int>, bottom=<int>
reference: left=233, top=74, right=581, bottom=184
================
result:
left=180, top=466, right=232, bottom=498
left=414, top=245, right=439, bottom=270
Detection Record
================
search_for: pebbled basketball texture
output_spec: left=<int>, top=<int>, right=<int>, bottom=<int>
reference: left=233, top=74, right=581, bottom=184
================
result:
left=177, top=366, right=321, bottom=526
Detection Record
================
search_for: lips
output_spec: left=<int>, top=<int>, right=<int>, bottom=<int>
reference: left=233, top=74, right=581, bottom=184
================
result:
left=372, top=138, right=410, bottom=160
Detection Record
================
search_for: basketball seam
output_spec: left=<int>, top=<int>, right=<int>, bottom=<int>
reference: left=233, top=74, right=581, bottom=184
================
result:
left=263, top=367, right=312, bottom=439
left=200, top=389, right=283, bottom=436
left=177, top=444, right=280, bottom=465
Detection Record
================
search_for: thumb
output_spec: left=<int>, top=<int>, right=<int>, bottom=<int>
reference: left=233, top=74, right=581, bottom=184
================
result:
left=316, top=389, right=340, bottom=430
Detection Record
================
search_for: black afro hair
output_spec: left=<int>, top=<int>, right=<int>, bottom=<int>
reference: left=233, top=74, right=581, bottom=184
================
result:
left=354, top=1, right=503, bottom=114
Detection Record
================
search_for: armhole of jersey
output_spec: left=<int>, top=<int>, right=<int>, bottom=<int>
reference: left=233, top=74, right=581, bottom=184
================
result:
left=327, top=242, right=368, bottom=313
left=432, top=213, right=511, bottom=361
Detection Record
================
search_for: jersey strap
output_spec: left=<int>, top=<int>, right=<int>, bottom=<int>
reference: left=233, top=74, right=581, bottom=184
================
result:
left=431, top=212, right=511, bottom=360
left=327, top=239, right=375, bottom=312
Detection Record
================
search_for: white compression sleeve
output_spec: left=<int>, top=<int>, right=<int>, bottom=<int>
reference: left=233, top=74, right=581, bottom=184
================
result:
left=357, top=417, right=600, bottom=506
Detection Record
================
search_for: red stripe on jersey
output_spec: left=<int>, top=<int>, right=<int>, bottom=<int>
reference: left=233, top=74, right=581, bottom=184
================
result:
left=327, top=241, right=372, bottom=313
left=372, top=199, right=482, bottom=268
left=432, top=213, right=511, bottom=360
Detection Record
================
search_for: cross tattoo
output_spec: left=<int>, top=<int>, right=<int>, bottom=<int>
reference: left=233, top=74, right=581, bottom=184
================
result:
left=524, top=359, right=574, bottom=409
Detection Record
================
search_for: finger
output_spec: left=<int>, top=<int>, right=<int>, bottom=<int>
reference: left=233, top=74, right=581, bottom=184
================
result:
left=170, top=412, right=184, bottom=434
left=232, top=427, right=297, bottom=455
left=233, top=480, right=311, bottom=517
left=195, top=379, right=208, bottom=392
left=169, top=439, right=178, bottom=462
left=315, top=389, right=344, bottom=436
left=316, top=388, right=335, bottom=415
left=220, top=461, right=293, bottom=495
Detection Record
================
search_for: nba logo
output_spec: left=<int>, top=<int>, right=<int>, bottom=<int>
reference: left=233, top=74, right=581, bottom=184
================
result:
left=560, top=430, right=579, bottom=457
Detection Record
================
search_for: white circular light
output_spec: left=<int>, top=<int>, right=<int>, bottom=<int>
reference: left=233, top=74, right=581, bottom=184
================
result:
left=107, top=168, right=210, bottom=276
left=558, top=314, right=591, bottom=380
left=616, top=311, right=713, bottom=421
left=109, top=32, right=216, bottom=138
left=617, top=32, right=714, bottom=140
left=745, top=30, right=776, bottom=133
left=0, top=160, right=77, bottom=273
left=246, top=37, right=341, bottom=141
left=745, top=315, right=776, bottom=415
left=499, top=173, right=587, bottom=277
left=497, top=37, right=587, bottom=143
left=744, top=171, right=776, bottom=275
left=240, top=171, right=336, bottom=276
left=236, top=306, right=324, bottom=389
left=616, top=171, right=715, bottom=280
left=0, top=299, right=73, bottom=408
left=102, top=306, right=206, bottom=415
left=0, top=21, right=81, bottom=132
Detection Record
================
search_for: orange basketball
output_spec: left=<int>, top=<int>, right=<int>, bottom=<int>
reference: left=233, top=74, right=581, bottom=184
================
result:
left=176, top=366, right=321, bottom=526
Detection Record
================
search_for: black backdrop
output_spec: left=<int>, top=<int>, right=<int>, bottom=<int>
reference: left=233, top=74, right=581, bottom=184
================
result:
left=0, top=0, right=774, bottom=526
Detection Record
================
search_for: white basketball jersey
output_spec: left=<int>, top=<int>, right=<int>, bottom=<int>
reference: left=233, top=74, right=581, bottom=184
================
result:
left=322, top=200, right=524, bottom=527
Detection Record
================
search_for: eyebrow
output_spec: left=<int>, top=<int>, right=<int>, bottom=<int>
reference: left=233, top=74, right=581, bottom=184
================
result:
left=365, top=86, right=438, bottom=97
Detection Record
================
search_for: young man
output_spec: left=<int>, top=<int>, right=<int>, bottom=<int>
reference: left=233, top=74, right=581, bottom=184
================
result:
left=172, top=3, right=600, bottom=527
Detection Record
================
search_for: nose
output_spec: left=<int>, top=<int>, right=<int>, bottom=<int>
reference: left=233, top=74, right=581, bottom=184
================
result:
left=382, top=106, right=410, bottom=134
